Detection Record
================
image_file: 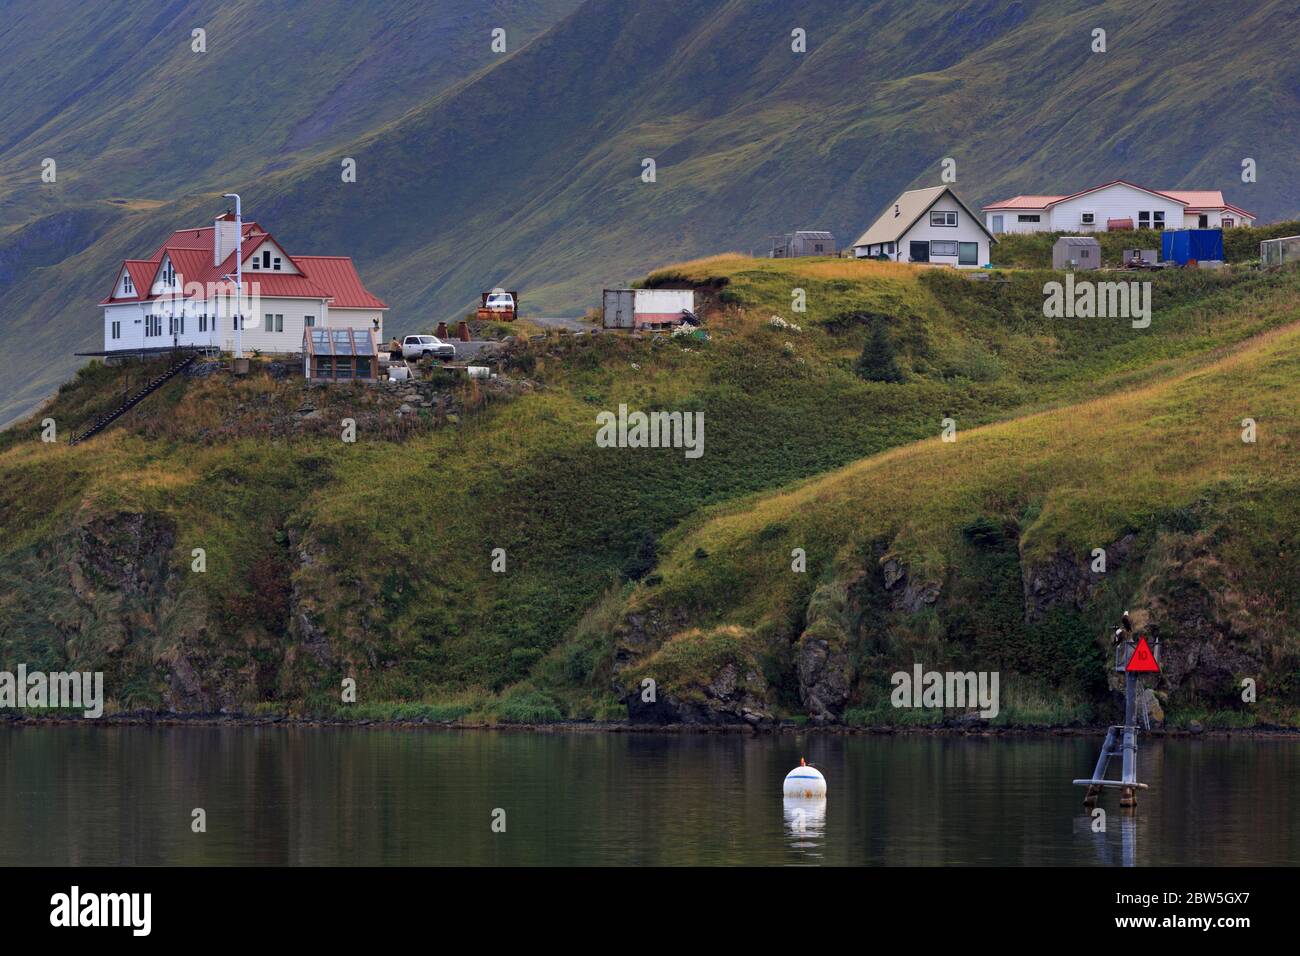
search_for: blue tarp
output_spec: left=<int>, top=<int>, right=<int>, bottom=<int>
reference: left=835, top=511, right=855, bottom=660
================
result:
left=1161, top=229, right=1224, bottom=265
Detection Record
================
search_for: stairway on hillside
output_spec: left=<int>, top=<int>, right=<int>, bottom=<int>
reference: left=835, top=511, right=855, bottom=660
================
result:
left=68, top=353, right=198, bottom=446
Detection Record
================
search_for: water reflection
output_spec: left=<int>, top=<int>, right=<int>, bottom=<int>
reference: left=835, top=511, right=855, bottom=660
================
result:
left=1074, top=809, right=1138, bottom=867
left=783, top=797, right=827, bottom=859
left=1, top=726, right=1297, bottom=866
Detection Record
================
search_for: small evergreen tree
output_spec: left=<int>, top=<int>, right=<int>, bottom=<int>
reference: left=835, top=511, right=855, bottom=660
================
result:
left=854, top=320, right=903, bottom=382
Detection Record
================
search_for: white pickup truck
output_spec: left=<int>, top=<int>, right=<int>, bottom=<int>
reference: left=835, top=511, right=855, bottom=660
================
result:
left=401, top=335, right=455, bottom=361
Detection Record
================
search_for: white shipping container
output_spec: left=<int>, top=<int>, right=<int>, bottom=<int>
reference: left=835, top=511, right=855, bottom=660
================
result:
left=634, top=288, right=693, bottom=327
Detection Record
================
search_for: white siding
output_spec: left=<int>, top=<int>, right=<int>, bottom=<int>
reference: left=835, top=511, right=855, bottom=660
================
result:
left=1183, top=209, right=1254, bottom=228
left=1051, top=183, right=1184, bottom=233
left=235, top=297, right=332, bottom=354
left=899, top=196, right=990, bottom=268
left=103, top=302, right=147, bottom=351
left=985, top=209, right=1050, bottom=234
left=328, top=307, right=385, bottom=340
left=243, top=240, right=301, bottom=275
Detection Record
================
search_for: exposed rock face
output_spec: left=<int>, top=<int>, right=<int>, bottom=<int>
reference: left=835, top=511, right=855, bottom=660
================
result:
left=1021, top=533, right=1135, bottom=624
left=286, top=526, right=334, bottom=671
left=1135, top=531, right=1271, bottom=701
left=795, top=583, right=854, bottom=723
left=618, top=624, right=774, bottom=726
left=796, top=633, right=850, bottom=723
left=623, top=658, right=773, bottom=725
left=880, top=557, right=940, bottom=612
left=74, top=511, right=176, bottom=598
left=612, top=605, right=691, bottom=674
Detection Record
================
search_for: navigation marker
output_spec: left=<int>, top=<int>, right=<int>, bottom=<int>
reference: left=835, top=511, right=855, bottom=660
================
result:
left=1126, top=636, right=1160, bottom=673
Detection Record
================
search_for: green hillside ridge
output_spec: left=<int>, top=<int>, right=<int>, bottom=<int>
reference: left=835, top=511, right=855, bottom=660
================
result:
left=3, top=256, right=1299, bottom=727
left=4, top=0, right=1299, bottom=425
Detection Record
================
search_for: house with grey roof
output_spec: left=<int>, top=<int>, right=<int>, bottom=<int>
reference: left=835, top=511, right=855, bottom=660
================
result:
left=852, top=185, right=994, bottom=268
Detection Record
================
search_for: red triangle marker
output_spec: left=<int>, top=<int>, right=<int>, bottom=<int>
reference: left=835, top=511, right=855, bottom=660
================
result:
left=1126, top=636, right=1160, bottom=673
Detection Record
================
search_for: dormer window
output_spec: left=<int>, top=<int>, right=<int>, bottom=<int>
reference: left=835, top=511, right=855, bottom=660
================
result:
left=250, top=258, right=259, bottom=270
left=162, top=260, right=175, bottom=285
left=273, top=257, right=282, bottom=271
left=122, top=273, right=134, bottom=295
left=262, top=250, right=271, bottom=269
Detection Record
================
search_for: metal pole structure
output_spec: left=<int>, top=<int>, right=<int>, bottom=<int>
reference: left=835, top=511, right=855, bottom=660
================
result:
left=1074, top=611, right=1151, bottom=811
left=223, top=193, right=242, bottom=358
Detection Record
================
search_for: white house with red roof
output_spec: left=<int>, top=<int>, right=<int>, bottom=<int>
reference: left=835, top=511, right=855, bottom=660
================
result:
left=99, top=211, right=387, bottom=355
left=982, top=180, right=1256, bottom=235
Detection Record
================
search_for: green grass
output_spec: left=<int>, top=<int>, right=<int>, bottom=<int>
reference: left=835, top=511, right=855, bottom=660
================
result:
left=3, top=256, right=1300, bottom=723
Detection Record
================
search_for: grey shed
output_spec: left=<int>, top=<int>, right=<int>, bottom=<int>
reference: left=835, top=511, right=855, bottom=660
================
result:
left=1053, top=236, right=1101, bottom=270
left=770, top=230, right=835, bottom=258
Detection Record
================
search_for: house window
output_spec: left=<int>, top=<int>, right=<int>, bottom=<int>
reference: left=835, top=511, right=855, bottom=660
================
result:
left=1153, top=211, right=1165, bottom=230
left=305, top=315, right=316, bottom=328
left=1017, top=214, right=1040, bottom=223
left=146, top=315, right=162, bottom=337
left=273, top=257, right=282, bottom=271
left=111, top=321, right=121, bottom=340
left=1080, top=211, right=1095, bottom=225
left=930, top=210, right=958, bottom=227
left=262, top=250, right=271, bottom=269
left=958, top=242, right=979, bottom=265
left=264, top=313, right=284, bottom=333
left=1223, top=217, right=1235, bottom=228
left=930, top=240, right=959, bottom=257
left=886, top=242, right=894, bottom=254
left=168, top=315, right=185, bottom=335
left=122, top=274, right=134, bottom=295
left=1138, top=211, right=1151, bottom=229
left=198, top=313, right=207, bottom=332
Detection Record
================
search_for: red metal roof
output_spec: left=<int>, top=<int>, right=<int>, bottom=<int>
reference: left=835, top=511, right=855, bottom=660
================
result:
left=100, top=220, right=386, bottom=308
left=293, top=256, right=389, bottom=309
left=983, top=195, right=1066, bottom=210
left=985, top=181, right=1191, bottom=211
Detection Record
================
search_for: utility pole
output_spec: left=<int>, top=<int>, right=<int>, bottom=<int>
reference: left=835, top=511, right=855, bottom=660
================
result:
left=1073, top=611, right=1161, bottom=811
left=223, top=193, right=243, bottom=359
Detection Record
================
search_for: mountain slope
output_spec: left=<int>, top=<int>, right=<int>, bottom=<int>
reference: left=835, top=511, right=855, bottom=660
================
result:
left=3, top=0, right=1298, bottom=425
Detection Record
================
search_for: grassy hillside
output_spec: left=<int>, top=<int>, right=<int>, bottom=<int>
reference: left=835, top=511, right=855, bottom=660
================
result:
left=4, top=256, right=1299, bottom=726
left=4, top=0, right=1299, bottom=425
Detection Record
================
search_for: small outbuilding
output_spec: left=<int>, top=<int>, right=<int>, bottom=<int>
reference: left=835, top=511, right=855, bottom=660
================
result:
left=1052, top=236, right=1101, bottom=270
left=303, top=327, right=378, bottom=381
left=1260, top=235, right=1300, bottom=267
left=769, top=230, right=835, bottom=258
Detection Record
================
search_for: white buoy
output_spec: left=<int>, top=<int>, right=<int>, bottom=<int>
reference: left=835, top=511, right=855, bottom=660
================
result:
left=783, top=761, right=827, bottom=798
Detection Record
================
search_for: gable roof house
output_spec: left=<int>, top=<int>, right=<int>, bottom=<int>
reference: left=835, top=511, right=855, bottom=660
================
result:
left=983, top=181, right=1256, bottom=234
left=853, top=185, right=994, bottom=268
left=98, top=211, right=387, bottom=357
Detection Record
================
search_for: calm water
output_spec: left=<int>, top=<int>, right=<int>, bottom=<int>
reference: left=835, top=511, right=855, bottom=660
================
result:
left=1, top=726, right=1296, bottom=866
